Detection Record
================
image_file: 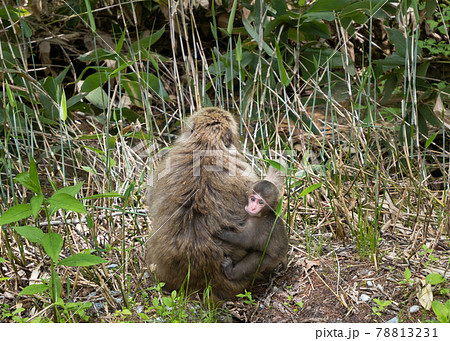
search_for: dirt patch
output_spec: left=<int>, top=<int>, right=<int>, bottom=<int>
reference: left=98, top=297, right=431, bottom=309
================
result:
left=221, top=242, right=445, bottom=323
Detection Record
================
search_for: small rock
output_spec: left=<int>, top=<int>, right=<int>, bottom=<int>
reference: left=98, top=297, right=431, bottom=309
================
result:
left=367, top=281, right=373, bottom=287
left=360, top=294, right=370, bottom=302
left=94, top=302, right=104, bottom=310
left=410, top=305, right=420, bottom=313
left=386, top=316, right=399, bottom=323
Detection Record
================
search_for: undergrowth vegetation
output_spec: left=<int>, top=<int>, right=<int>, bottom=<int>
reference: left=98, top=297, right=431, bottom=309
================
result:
left=0, top=0, right=449, bottom=322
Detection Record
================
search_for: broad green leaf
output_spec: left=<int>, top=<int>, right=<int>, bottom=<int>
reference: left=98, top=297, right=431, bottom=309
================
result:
left=19, top=284, right=49, bottom=296
left=0, top=6, right=30, bottom=21
left=53, top=183, right=84, bottom=197
left=121, top=79, right=143, bottom=107
left=42, top=232, right=63, bottom=263
left=266, top=159, right=287, bottom=173
left=299, top=183, right=323, bottom=198
left=374, top=54, right=405, bottom=66
left=58, top=253, right=107, bottom=267
left=432, top=301, right=449, bottom=323
left=15, top=172, right=41, bottom=194
left=308, top=0, right=352, bottom=12
left=386, top=28, right=407, bottom=58
left=0, top=257, right=6, bottom=263
left=48, top=193, right=87, bottom=214
left=12, top=226, right=44, bottom=244
left=426, top=273, right=445, bottom=285
left=81, top=72, right=110, bottom=93
left=30, top=194, right=44, bottom=218
left=0, top=204, right=32, bottom=225
left=85, top=87, right=109, bottom=109
left=55, top=66, right=70, bottom=85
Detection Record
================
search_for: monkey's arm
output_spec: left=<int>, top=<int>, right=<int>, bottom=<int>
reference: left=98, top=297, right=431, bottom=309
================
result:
left=215, top=229, right=259, bottom=250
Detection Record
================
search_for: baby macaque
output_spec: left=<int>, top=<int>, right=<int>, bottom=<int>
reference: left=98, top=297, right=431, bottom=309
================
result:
left=216, top=179, right=288, bottom=281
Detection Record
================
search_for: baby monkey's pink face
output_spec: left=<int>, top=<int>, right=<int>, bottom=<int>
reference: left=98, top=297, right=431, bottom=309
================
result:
left=245, top=194, right=265, bottom=216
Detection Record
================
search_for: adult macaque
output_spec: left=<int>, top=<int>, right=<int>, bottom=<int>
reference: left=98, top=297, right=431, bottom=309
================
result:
left=216, top=179, right=288, bottom=281
left=145, top=108, right=258, bottom=301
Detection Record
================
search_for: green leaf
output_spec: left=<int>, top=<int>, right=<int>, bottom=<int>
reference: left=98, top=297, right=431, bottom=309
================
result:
left=15, top=158, right=42, bottom=195
left=386, top=28, right=407, bottom=58
left=227, top=0, right=238, bottom=35
left=42, top=232, right=63, bottom=263
left=84, top=0, right=96, bottom=33
left=81, top=72, right=110, bottom=93
left=0, top=257, right=6, bottom=263
left=425, top=132, right=439, bottom=149
left=83, top=192, right=122, bottom=200
left=85, top=87, right=109, bottom=109
left=0, top=204, right=32, bottom=225
left=266, top=159, right=286, bottom=173
left=426, top=273, right=445, bottom=285
left=308, top=0, right=353, bottom=12
left=275, top=197, right=283, bottom=216
left=432, top=301, right=449, bottom=323
left=299, top=183, right=323, bottom=198
left=116, top=29, right=126, bottom=54
left=30, top=194, right=44, bottom=218
left=242, top=18, right=273, bottom=56
left=275, top=41, right=290, bottom=87
left=59, top=89, right=67, bottom=121
left=404, top=267, right=412, bottom=280
left=54, top=183, right=84, bottom=197
left=19, top=284, right=49, bottom=296
left=12, top=226, right=44, bottom=244
left=15, top=173, right=39, bottom=194
left=131, top=26, right=165, bottom=52
left=29, top=157, right=42, bottom=194
left=48, top=193, right=87, bottom=214
left=236, top=35, right=242, bottom=63
left=58, top=253, right=107, bottom=267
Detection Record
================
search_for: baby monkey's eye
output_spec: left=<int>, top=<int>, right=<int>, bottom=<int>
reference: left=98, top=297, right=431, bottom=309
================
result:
left=258, top=200, right=264, bottom=205
left=250, top=196, right=256, bottom=202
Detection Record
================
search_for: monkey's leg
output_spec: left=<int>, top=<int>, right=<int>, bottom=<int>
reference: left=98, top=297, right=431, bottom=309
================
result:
left=222, top=252, right=272, bottom=281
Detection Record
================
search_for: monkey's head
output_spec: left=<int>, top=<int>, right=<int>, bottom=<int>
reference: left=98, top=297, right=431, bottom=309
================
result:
left=181, top=108, right=240, bottom=149
left=245, top=180, right=280, bottom=216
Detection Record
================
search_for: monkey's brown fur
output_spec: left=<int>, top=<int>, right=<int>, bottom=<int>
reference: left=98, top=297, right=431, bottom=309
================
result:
left=216, top=180, right=289, bottom=281
left=145, top=108, right=257, bottom=301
